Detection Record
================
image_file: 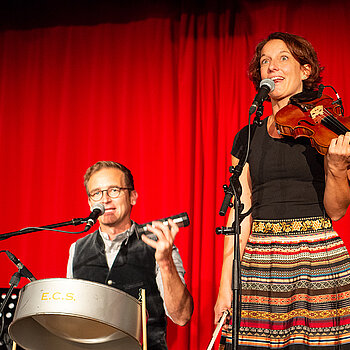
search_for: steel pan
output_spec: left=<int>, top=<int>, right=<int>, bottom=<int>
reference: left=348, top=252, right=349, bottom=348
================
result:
left=8, top=278, right=142, bottom=350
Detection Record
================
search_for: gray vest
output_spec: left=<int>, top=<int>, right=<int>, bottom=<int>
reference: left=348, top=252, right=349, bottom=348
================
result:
left=72, top=229, right=167, bottom=349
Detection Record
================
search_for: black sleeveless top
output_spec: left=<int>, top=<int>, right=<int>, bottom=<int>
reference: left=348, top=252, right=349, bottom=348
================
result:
left=231, top=117, right=326, bottom=220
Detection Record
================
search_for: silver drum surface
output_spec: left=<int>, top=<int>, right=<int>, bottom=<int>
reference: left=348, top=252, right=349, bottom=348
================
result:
left=8, top=278, right=142, bottom=350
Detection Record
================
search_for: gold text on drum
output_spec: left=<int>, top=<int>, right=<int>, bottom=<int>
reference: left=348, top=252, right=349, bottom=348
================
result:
left=41, top=292, right=75, bottom=301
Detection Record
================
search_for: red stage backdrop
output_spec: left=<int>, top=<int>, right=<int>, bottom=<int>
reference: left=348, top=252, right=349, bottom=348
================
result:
left=1, top=1, right=350, bottom=349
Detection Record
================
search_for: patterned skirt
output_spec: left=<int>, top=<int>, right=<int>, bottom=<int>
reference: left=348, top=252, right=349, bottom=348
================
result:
left=219, top=217, right=350, bottom=349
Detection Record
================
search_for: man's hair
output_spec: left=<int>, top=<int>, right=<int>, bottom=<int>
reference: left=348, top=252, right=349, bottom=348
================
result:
left=84, top=161, right=135, bottom=194
left=248, top=32, right=323, bottom=91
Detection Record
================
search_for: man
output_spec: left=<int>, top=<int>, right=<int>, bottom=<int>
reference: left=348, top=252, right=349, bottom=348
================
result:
left=67, top=161, right=193, bottom=350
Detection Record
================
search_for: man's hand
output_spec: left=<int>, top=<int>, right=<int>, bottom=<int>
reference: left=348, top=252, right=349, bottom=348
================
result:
left=141, top=219, right=179, bottom=266
left=141, top=218, right=193, bottom=325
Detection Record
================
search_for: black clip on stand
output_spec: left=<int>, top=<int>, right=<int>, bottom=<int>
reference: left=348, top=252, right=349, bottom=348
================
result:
left=253, top=104, right=264, bottom=127
left=216, top=160, right=251, bottom=350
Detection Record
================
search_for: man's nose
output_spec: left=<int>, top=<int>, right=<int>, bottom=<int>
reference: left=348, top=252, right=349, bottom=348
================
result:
left=101, top=191, right=111, bottom=202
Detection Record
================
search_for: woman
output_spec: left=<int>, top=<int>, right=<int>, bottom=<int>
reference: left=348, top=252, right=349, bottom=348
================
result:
left=214, top=32, right=350, bottom=349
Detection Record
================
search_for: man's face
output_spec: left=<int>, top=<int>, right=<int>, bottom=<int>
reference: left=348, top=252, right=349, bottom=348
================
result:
left=87, top=167, right=138, bottom=230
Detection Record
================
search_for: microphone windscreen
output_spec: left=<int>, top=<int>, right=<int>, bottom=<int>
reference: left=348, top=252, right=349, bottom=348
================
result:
left=92, top=203, right=105, bottom=214
left=260, top=78, right=275, bottom=92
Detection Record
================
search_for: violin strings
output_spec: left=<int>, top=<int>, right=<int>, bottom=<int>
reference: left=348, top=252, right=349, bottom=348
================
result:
left=325, top=116, right=349, bottom=134
left=321, top=110, right=349, bottom=135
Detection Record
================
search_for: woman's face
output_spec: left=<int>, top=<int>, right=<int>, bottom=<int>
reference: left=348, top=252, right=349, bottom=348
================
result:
left=259, top=39, right=310, bottom=106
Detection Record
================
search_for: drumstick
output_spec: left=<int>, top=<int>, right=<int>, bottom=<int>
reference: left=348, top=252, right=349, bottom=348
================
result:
left=141, top=289, right=147, bottom=350
left=206, top=310, right=229, bottom=350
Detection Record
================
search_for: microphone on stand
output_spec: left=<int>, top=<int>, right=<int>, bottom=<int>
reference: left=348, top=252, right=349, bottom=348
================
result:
left=249, top=78, right=275, bottom=115
left=5, top=250, right=37, bottom=282
left=83, top=203, right=105, bottom=232
left=135, top=212, right=190, bottom=238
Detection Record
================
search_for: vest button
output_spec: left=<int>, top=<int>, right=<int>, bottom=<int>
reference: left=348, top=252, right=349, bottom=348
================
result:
left=107, top=280, right=113, bottom=286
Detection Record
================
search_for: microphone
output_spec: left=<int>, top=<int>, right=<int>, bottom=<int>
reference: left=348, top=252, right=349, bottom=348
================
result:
left=135, top=212, right=190, bottom=238
left=83, top=203, right=105, bottom=232
left=249, top=78, right=275, bottom=115
left=5, top=250, right=37, bottom=282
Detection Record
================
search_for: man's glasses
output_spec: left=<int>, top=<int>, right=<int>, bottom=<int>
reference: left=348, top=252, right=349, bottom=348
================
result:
left=89, top=186, right=132, bottom=201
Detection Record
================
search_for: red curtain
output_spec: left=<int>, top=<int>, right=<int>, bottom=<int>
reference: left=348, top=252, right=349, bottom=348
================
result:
left=1, top=1, right=350, bottom=349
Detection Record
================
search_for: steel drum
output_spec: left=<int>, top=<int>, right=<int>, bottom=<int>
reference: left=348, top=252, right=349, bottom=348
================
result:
left=8, top=278, right=142, bottom=350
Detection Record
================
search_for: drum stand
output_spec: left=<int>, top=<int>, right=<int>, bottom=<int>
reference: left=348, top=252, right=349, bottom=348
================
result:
left=141, top=289, right=147, bottom=350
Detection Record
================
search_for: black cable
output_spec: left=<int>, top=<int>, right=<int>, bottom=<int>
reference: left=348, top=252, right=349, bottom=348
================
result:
left=18, top=226, right=86, bottom=234
left=321, top=84, right=345, bottom=117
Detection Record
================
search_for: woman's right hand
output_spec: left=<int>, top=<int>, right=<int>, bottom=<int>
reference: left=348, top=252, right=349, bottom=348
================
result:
left=214, top=289, right=232, bottom=325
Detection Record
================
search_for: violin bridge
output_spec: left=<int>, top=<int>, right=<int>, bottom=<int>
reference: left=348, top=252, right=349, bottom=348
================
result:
left=310, top=105, right=324, bottom=124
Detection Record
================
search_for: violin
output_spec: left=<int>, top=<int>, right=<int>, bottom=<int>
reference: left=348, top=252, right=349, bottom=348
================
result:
left=274, top=90, right=350, bottom=155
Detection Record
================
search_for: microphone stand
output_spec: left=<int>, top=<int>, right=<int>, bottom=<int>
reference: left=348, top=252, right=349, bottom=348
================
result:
left=0, top=272, right=21, bottom=317
left=216, top=105, right=264, bottom=350
left=216, top=162, right=251, bottom=350
left=0, top=217, right=86, bottom=241
left=0, top=217, right=89, bottom=348
left=0, top=271, right=21, bottom=350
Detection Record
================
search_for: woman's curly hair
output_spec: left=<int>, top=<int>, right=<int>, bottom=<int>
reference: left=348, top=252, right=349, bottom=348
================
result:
left=248, top=32, right=323, bottom=91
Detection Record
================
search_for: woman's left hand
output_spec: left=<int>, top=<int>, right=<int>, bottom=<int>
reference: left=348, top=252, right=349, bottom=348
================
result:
left=326, top=131, right=350, bottom=173
left=324, top=132, right=350, bottom=221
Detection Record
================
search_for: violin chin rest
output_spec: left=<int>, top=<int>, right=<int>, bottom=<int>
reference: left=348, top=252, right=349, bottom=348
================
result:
left=290, top=89, right=320, bottom=105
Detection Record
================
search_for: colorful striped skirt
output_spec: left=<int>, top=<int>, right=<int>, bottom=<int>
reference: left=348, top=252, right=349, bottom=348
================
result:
left=219, top=217, right=350, bottom=349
